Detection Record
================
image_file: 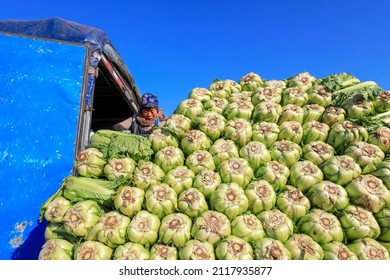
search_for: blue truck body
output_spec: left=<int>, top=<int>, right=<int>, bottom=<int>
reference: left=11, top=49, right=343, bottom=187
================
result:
left=0, top=18, right=141, bottom=259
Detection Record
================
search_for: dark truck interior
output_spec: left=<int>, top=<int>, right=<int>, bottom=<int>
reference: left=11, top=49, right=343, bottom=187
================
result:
left=90, top=61, right=135, bottom=131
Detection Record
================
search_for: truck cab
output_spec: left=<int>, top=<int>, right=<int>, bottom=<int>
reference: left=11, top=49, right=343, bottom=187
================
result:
left=0, top=17, right=141, bottom=259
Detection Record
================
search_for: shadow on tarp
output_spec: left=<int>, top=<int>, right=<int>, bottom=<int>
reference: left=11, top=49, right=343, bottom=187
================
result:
left=11, top=220, right=47, bottom=260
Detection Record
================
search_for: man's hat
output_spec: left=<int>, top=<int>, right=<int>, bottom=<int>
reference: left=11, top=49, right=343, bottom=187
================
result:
left=140, top=93, right=159, bottom=109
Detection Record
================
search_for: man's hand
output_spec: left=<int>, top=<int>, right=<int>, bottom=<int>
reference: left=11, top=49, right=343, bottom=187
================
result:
left=113, top=124, right=126, bottom=131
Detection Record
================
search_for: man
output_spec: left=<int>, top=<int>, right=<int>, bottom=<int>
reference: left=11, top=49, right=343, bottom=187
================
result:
left=113, top=93, right=168, bottom=135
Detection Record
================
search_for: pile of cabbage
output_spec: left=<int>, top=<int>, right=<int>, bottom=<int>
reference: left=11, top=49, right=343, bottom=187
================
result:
left=39, top=72, right=390, bottom=260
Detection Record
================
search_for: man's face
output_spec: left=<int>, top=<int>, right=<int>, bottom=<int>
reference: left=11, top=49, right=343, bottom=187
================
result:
left=141, top=107, right=158, bottom=120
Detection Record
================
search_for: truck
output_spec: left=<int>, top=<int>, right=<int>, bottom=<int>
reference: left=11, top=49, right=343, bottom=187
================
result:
left=0, top=17, right=142, bottom=259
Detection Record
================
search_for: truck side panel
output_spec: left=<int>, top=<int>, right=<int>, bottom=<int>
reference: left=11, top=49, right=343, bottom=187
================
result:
left=0, top=34, right=87, bottom=259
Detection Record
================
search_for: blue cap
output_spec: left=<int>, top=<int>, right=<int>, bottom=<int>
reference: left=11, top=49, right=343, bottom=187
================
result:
left=140, top=93, right=159, bottom=109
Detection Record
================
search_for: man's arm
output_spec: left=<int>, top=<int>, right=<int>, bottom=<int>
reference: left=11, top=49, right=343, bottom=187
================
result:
left=112, top=117, right=133, bottom=131
left=157, top=110, right=168, bottom=127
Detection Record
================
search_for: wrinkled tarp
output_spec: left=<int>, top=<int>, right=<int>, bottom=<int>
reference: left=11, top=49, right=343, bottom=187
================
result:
left=0, top=17, right=141, bottom=104
left=0, top=17, right=109, bottom=54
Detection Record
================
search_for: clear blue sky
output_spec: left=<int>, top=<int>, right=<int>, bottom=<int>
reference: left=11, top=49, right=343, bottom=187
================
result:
left=1, top=0, right=389, bottom=116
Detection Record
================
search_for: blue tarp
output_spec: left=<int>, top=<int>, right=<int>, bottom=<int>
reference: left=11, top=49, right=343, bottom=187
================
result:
left=0, top=20, right=90, bottom=260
